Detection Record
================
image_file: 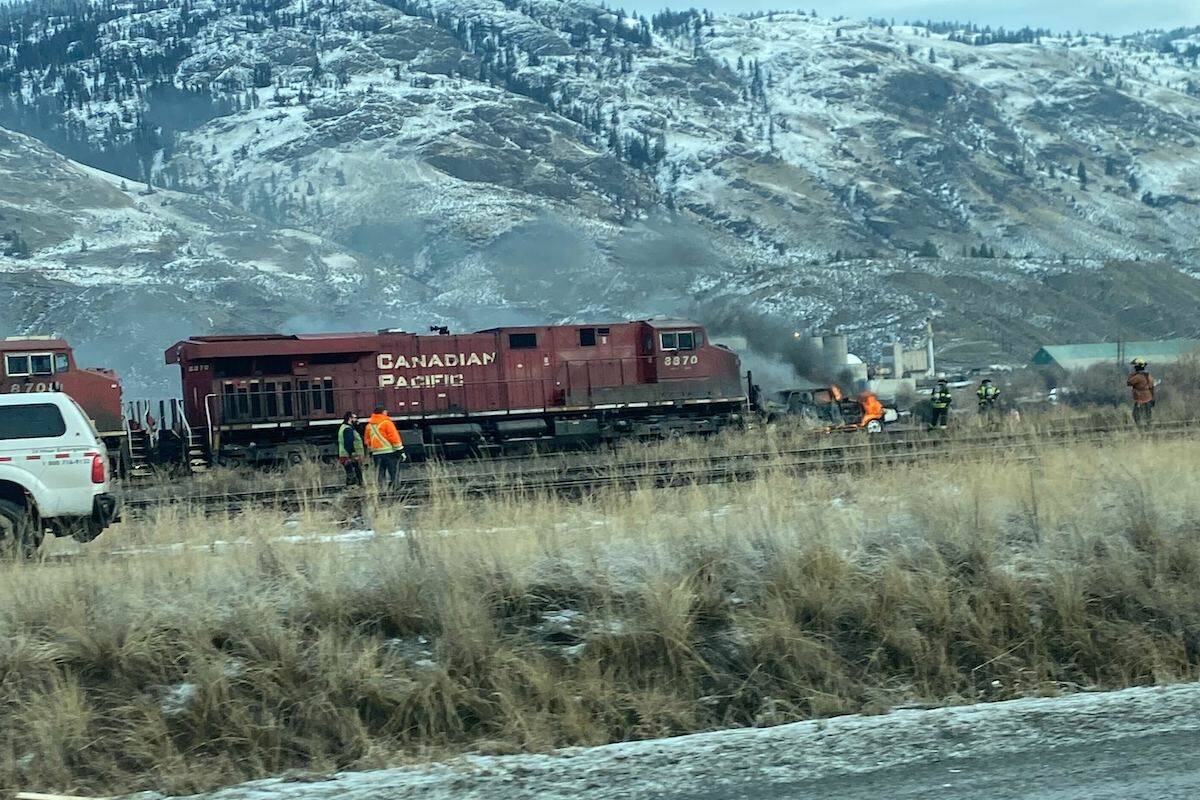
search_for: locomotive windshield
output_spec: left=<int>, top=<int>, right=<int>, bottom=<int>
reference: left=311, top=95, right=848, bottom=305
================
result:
left=6, top=353, right=55, bottom=376
left=660, top=331, right=697, bottom=351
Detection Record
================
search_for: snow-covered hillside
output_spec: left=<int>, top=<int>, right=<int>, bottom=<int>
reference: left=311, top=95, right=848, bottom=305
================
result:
left=0, top=0, right=1198, bottom=386
left=0, top=127, right=430, bottom=387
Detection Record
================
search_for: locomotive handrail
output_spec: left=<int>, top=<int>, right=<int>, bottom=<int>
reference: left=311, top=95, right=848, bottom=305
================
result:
left=203, top=393, right=217, bottom=455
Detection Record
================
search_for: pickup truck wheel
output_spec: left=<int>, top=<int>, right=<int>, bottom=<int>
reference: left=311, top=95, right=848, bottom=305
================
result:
left=865, top=419, right=884, bottom=434
left=0, top=499, right=41, bottom=559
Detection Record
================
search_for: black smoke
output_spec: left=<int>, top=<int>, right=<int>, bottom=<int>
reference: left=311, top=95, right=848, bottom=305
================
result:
left=699, top=306, right=835, bottom=385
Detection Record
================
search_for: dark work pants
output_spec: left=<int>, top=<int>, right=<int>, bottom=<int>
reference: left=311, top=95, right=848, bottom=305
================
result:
left=930, top=407, right=949, bottom=428
left=1133, top=402, right=1153, bottom=430
left=343, top=458, right=363, bottom=487
left=372, top=451, right=401, bottom=489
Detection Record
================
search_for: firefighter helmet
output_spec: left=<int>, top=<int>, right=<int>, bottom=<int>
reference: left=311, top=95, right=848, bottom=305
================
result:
left=1131, top=357, right=1148, bottom=368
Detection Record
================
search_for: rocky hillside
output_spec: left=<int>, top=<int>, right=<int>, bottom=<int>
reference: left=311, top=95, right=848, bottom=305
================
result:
left=0, top=127, right=434, bottom=387
left=0, top=0, right=1198, bottom=387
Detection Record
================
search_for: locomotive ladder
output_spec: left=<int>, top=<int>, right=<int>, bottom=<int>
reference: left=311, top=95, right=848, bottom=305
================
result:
left=177, top=399, right=210, bottom=473
left=122, top=406, right=154, bottom=479
left=125, top=399, right=211, bottom=475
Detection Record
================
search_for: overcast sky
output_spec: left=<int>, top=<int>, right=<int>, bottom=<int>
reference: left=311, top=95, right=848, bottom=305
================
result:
left=617, top=1, right=1197, bottom=35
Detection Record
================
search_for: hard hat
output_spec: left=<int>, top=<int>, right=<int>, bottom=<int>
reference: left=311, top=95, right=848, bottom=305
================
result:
left=1131, top=357, right=1147, bottom=368
left=982, top=378, right=992, bottom=384
left=937, top=377, right=948, bottom=384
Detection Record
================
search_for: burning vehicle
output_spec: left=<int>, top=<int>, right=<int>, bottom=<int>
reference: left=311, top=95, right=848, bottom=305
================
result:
left=757, top=382, right=898, bottom=434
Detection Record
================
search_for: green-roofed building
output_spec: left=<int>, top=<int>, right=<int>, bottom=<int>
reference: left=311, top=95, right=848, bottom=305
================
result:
left=1031, top=340, right=1200, bottom=372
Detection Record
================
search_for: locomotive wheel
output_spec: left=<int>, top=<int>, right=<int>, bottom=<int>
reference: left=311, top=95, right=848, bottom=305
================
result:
left=0, top=499, right=41, bottom=560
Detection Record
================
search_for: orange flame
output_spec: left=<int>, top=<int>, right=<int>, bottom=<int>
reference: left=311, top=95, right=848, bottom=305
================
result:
left=859, top=391, right=884, bottom=423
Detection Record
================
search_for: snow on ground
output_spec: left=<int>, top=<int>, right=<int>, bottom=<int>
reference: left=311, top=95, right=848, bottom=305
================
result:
left=128, top=682, right=1200, bottom=800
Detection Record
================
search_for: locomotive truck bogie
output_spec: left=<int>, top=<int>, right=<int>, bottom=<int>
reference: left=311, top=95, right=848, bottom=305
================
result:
left=167, top=320, right=747, bottom=463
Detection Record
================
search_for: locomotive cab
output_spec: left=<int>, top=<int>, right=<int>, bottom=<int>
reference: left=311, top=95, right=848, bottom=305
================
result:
left=3, top=339, right=67, bottom=391
left=2, top=336, right=124, bottom=436
left=640, top=320, right=744, bottom=399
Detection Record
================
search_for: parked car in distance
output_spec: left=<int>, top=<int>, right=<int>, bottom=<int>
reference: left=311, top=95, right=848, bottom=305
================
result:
left=0, top=392, right=120, bottom=557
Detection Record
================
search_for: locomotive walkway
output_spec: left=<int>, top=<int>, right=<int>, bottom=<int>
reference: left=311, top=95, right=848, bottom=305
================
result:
left=122, top=419, right=1197, bottom=518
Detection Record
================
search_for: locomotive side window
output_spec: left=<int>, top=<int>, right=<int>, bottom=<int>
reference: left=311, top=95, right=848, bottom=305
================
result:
left=30, top=354, right=53, bottom=375
left=55, top=353, right=70, bottom=373
left=509, top=333, right=538, bottom=349
left=579, top=328, right=597, bottom=347
left=5, top=355, right=29, bottom=376
left=660, top=332, right=696, bottom=352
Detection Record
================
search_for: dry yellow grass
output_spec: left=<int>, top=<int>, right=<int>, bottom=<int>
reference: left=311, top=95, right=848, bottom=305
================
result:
left=3, top=429, right=1200, bottom=796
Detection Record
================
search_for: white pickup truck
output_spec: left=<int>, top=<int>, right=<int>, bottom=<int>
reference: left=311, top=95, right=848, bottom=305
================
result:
left=0, top=392, right=120, bottom=557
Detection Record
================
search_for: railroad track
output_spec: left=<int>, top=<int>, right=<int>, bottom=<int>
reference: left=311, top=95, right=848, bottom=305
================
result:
left=123, top=419, right=1197, bottom=517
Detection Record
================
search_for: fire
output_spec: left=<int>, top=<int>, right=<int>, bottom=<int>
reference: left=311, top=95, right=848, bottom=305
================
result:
left=859, top=391, right=884, bottom=423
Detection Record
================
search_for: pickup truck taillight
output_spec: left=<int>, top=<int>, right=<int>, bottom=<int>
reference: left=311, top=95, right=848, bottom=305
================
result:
left=91, top=454, right=106, bottom=484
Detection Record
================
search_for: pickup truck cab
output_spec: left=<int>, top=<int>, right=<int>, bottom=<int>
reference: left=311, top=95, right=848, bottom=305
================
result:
left=0, top=392, right=120, bottom=557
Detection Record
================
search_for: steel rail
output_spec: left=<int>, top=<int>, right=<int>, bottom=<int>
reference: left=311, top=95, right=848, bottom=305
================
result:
left=123, top=420, right=1193, bottom=517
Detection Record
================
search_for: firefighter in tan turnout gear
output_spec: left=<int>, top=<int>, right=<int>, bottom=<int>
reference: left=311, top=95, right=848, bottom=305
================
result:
left=1127, top=358, right=1156, bottom=430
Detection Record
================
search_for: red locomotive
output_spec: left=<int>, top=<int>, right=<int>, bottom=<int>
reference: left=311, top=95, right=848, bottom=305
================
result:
left=1, top=336, right=129, bottom=466
left=166, top=320, right=746, bottom=463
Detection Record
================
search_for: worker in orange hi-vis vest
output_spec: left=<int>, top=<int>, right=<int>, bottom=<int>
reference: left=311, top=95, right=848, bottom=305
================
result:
left=364, top=404, right=405, bottom=488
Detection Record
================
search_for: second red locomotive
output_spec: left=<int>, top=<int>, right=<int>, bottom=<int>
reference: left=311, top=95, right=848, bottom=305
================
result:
left=166, top=319, right=747, bottom=463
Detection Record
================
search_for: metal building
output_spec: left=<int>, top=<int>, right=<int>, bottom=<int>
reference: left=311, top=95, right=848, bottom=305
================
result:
left=1031, top=339, right=1200, bottom=372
